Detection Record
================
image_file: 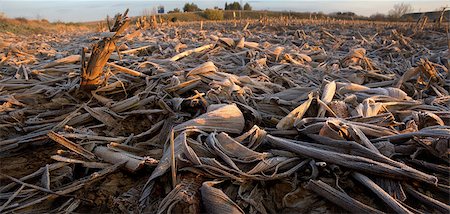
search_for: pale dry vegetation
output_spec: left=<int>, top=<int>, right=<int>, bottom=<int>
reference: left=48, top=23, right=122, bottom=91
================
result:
left=0, top=15, right=92, bottom=35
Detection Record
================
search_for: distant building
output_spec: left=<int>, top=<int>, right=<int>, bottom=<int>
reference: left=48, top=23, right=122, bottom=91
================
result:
left=402, top=10, right=449, bottom=21
left=157, top=6, right=164, bottom=14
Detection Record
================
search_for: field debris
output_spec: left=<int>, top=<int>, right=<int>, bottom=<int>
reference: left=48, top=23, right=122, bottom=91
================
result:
left=0, top=10, right=449, bottom=213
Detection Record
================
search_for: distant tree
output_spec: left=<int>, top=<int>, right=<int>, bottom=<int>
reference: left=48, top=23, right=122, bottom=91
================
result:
left=314, top=11, right=325, bottom=18
left=183, top=3, right=201, bottom=12
left=225, top=2, right=242, bottom=10
left=370, top=13, right=387, bottom=21
left=15, top=17, right=28, bottom=22
left=345, top=12, right=355, bottom=16
left=168, top=8, right=181, bottom=14
left=243, top=3, right=252, bottom=11
left=334, top=11, right=355, bottom=17
left=388, top=3, right=413, bottom=19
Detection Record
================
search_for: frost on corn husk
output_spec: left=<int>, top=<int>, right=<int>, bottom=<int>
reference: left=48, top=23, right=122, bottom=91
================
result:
left=0, top=12, right=449, bottom=214
left=174, top=104, right=245, bottom=134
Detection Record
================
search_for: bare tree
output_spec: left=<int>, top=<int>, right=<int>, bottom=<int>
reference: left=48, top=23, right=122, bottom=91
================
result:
left=388, top=3, right=413, bottom=19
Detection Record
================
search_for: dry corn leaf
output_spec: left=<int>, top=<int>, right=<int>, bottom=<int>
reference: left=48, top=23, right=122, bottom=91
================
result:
left=200, top=180, right=244, bottom=214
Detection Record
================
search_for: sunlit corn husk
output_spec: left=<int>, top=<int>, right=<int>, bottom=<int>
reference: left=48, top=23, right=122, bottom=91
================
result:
left=341, top=48, right=374, bottom=70
left=158, top=174, right=202, bottom=214
left=244, top=41, right=259, bottom=49
left=339, top=82, right=410, bottom=100
left=175, top=43, right=188, bottom=53
left=277, top=93, right=314, bottom=130
left=362, top=87, right=410, bottom=100
left=297, top=53, right=312, bottom=62
left=174, top=104, right=245, bottom=134
left=321, top=81, right=336, bottom=104
left=215, top=132, right=269, bottom=162
left=236, top=37, right=245, bottom=49
left=42, top=55, right=81, bottom=68
left=417, top=58, right=444, bottom=85
left=383, top=87, right=410, bottom=100
left=319, top=119, right=349, bottom=140
left=118, top=43, right=129, bottom=51
left=234, top=125, right=267, bottom=150
left=219, top=37, right=235, bottom=47
left=342, top=48, right=366, bottom=66
left=283, top=53, right=303, bottom=65
left=94, top=146, right=146, bottom=172
left=186, top=61, right=218, bottom=77
left=411, top=111, right=444, bottom=129
left=318, top=81, right=336, bottom=117
left=329, top=101, right=350, bottom=118
left=355, top=98, right=384, bottom=117
left=272, top=46, right=284, bottom=61
left=338, top=82, right=369, bottom=94
left=200, top=181, right=244, bottom=214
left=396, top=58, right=445, bottom=88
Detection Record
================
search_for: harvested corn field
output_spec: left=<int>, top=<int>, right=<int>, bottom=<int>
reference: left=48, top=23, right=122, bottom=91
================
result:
left=1, top=11, right=449, bottom=214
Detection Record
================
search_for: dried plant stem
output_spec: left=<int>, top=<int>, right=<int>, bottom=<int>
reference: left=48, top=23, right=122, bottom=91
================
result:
left=352, top=172, right=412, bottom=214
left=106, top=62, right=148, bottom=77
left=305, top=179, right=384, bottom=214
left=0, top=184, right=24, bottom=212
left=404, top=185, right=450, bottom=213
left=170, top=44, right=214, bottom=61
left=170, top=128, right=177, bottom=189
left=47, top=131, right=96, bottom=160
left=80, top=9, right=130, bottom=89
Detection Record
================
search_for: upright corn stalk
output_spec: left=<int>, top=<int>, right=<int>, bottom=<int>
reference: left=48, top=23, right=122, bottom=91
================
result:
left=136, top=16, right=149, bottom=29
left=80, top=9, right=130, bottom=89
left=436, top=7, right=446, bottom=29
left=151, top=15, right=157, bottom=28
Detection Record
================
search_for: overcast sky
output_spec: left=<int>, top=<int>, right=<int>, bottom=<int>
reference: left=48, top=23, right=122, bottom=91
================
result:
left=0, top=0, right=447, bottom=22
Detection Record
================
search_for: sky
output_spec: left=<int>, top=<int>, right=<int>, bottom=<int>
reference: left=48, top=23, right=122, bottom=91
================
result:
left=0, top=0, right=448, bottom=22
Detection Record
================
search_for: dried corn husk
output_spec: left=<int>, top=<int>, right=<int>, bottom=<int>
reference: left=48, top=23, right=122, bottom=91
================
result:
left=174, top=104, right=245, bottom=134
left=94, top=146, right=146, bottom=172
left=277, top=93, right=314, bottom=130
left=200, top=180, right=244, bottom=214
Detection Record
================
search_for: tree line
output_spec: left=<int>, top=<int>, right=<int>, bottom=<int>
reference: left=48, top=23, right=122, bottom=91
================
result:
left=168, top=2, right=252, bottom=13
left=224, top=2, right=252, bottom=11
left=165, top=2, right=437, bottom=22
